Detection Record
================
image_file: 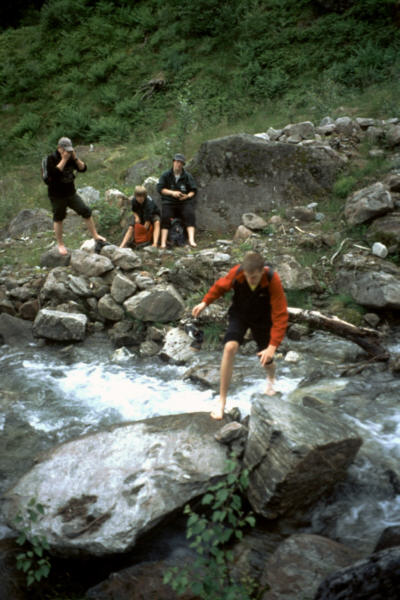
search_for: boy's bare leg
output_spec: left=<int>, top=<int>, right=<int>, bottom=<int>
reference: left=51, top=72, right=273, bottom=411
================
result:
left=160, top=228, right=168, bottom=248
left=53, top=221, right=68, bottom=255
left=84, top=216, right=106, bottom=242
left=212, top=341, right=239, bottom=420
left=152, top=220, right=161, bottom=247
left=264, top=361, right=277, bottom=396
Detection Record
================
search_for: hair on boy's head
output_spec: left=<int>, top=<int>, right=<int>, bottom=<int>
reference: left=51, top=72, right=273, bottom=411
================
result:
left=242, top=252, right=265, bottom=272
left=134, top=185, right=147, bottom=196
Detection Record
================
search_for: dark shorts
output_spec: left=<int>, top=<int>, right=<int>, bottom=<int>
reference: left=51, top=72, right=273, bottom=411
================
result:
left=50, top=193, right=92, bottom=222
left=129, top=214, right=160, bottom=227
left=161, top=201, right=196, bottom=228
left=224, top=313, right=271, bottom=352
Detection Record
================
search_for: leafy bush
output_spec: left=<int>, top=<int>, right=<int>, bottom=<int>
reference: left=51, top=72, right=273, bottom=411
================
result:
left=163, top=454, right=257, bottom=600
left=14, top=498, right=51, bottom=587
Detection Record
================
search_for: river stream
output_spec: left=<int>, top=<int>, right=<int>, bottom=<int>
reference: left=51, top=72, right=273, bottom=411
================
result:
left=1, top=330, right=399, bottom=555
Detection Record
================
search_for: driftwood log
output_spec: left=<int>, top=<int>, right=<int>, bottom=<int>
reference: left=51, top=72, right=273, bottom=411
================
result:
left=288, top=307, right=389, bottom=361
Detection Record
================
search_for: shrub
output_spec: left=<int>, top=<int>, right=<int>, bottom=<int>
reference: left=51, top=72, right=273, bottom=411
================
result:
left=163, top=454, right=257, bottom=600
left=14, top=498, right=51, bottom=587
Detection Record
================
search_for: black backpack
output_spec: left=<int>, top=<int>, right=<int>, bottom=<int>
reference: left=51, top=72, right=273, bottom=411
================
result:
left=168, top=218, right=186, bottom=246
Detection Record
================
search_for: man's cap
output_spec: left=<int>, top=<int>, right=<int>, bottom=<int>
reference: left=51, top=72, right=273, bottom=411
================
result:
left=173, top=153, right=186, bottom=164
left=58, top=137, right=74, bottom=151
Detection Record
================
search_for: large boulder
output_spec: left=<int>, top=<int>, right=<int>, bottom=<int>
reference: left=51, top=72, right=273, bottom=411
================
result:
left=260, top=534, right=363, bottom=600
left=7, top=208, right=52, bottom=238
left=313, top=546, right=400, bottom=600
left=3, top=413, right=230, bottom=556
left=97, top=294, right=125, bottom=322
left=111, top=272, right=137, bottom=304
left=70, top=250, right=114, bottom=277
left=40, top=267, right=88, bottom=304
left=344, top=182, right=394, bottom=225
left=124, top=284, right=184, bottom=322
left=189, top=134, right=345, bottom=230
left=243, top=395, right=362, bottom=518
left=335, top=253, right=400, bottom=309
left=33, top=308, right=87, bottom=341
left=40, top=246, right=71, bottom=268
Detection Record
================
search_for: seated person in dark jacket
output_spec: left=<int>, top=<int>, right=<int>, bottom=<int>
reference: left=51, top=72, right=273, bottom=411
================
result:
left=46, top=136, right=105, bottom=255
left=120, top=185, right=161, bottom=248
left=157, top=153, right=197, bottom=248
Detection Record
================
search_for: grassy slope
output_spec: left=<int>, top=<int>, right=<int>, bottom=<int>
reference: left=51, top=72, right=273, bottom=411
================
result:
left=0, top=0, right=399, bottom=228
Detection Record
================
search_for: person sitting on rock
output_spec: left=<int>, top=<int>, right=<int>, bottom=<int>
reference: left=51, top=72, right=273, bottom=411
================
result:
left=120, top=185, right=161, bottom=248
left=192, top=252, right=288, bottom=420
left=45, top=137, right=105, bottom=255
left=157, top=153, right=197, bottom=249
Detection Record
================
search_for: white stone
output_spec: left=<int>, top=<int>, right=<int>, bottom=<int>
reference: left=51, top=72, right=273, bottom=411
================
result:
left=372, top=242, right=388, bottom=258
left=284, top=350, right=301, bottom=363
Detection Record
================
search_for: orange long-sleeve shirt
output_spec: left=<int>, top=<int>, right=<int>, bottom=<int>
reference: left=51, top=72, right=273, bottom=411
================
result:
left=202, top=265, right=288, bottom=347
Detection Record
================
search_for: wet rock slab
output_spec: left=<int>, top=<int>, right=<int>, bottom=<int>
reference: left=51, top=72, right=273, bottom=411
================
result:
left=3, top=413, right=230, bottom=557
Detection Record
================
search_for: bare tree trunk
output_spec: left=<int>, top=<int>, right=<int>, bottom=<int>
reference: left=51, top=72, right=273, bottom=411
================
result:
left=288, top=307, right=389, bottom=360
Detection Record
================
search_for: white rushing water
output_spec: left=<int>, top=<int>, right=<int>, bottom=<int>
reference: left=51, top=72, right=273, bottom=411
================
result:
left=1, top=332, right=399, bottom=552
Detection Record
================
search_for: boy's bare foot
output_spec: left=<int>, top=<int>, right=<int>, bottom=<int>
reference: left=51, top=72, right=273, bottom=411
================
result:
left=58, top=244, right=68, bottom=256
left=210, top=408, right=224, bottom=420
left=95, top=235, right=106, bottom=242
left=188, top=241, right=197, bottom=248
left=265, top=378, right=276, bottom=396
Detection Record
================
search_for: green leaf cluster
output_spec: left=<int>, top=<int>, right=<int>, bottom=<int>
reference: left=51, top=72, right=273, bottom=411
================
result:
left=163, top=454, right=257, bottom=600
left=14, top=497, right=52, bottom=588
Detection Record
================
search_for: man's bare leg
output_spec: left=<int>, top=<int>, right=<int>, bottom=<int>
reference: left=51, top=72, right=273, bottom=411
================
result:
left=264, top=360, right=277, bottom=396
left=152, top=220, right=161, bottom=247
left=84, top=216, right=106, bottom=242
left=53, top=221, right=68, bottom=255
left=212, top=340, right=239, bottom=420
left=160, top=228, right=168, bottom=248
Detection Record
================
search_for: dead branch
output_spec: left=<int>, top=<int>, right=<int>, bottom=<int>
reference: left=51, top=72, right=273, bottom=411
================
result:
left=288, top=306, right=389, bottom=360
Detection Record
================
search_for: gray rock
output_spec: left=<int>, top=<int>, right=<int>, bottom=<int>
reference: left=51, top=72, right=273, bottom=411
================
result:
left=335, top=117, right=361, bottom=137
left=111, top=346, right=134, bottom=364
left=288, top=205, right=316, bottom=222
left=139, top=340, right=159, bottom=357
left=283, top=121, right=315, bottom=140
left=101, top=245, right=142, bottom=271
left=33, top=308, right=87, bottom=341
left=0, top=313, right=33, bottom=345
left=124, top=158, right=163, bottom=186
left=88, top=277, right=110, bottom=299
left=266, top=127, right=283, bottom=140
left=214, top=422, right=248, bottom=444
left=260, top=534, right=362, bottom=600
left=320, top=117, right=335, bottom=127
left=70, top=250, right=114, bottom=277
left=97, top=294, right=125, bottom=322
left=243, top=395, right=362, bottom=518
left=233, top=225, right=253, bottom=241
left=76, top=186, right=100, bottom=206
left=8, top=286, right=34, bottom=302
left=159, top=327, right=196, bottom=364
left=242, top=213, right=268, bottom=230
left=277, top=254, right=314, bottom=290
left=367, top=212, right=400, bottom=249
left=41, top=267, right=77, bottom=304
left=104, top=189, right=130, bottom=211
left=335, top=256, right=400, bottom=309
left=374, top=526, right=400, bottom=552
left=111, top=273, right=137, bottom=304
left=345, top=182, right=394, bottom=225
left=133, top=272, right=155, bottom=290
left=365, top=126, right=385, bottom=144
left=108, top=319, right=146, bottom=347
left=124, top=284, right=184, bottom=323
left=385, top=124, right=400, bottom=147
left=3, top=413, right=230, bottom=556
left=313, top=547, right=400, bottom=600
left=356, top=117, right=377, bottom=129
left=7, top=208, right=52, bottom=238
left=66, top=274, right=92, bottom=297
left=40, top=246, right=71, bottom=268
left=189, top=134, right=345, bottom=230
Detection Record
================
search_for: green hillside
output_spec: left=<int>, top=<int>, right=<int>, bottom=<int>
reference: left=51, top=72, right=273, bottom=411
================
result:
left=1, top=0, right=400, bottom=226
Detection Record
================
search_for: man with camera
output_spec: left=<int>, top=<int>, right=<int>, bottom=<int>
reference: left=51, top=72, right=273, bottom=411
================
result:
left=45, top=136, right=105, bottom=255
